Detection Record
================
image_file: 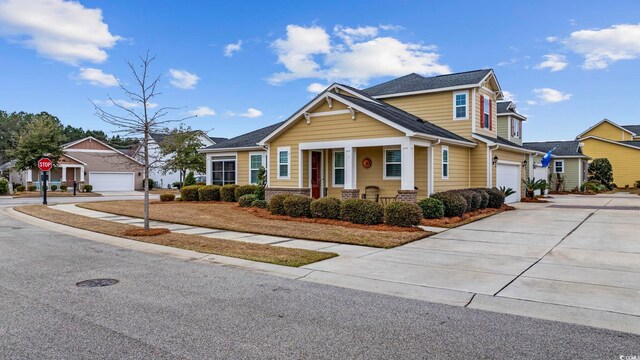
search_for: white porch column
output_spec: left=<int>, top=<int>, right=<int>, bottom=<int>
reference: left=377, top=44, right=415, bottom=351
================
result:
left=205, top=153, right=212, bottom=185
left=400, top=139, right=415, bottom=190
left=80, top=166, right=85, bottom=182
left=27, top=169, right=33, bottom=182
left=428, top=146, right=434, bottom=195
left=298, top=148, right=303, bottom=188
left=344, top=146, right=356, bottom=189
left=61, top=165, right=67, bottom=182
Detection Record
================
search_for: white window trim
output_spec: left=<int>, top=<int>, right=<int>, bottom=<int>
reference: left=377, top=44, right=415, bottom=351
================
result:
left=482, top=97, right=491, bottom=129
left=277, top=146, right=291, bottom=180
left=332, top=150, right=345, bottom=187
left=211, top=155, right=238, bottom=186
left=248, top=152, right=266, bottom=185
left=383, top=147, right=402, bottom=180
left=442, top=145, right=449, bottom=179
left=453, top=91, right=468, bottom=120
left=554, top=160, right=564, bottom=174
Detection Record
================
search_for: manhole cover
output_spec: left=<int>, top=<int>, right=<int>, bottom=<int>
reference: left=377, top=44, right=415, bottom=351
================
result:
left=76, top=279, right=119, bottom=288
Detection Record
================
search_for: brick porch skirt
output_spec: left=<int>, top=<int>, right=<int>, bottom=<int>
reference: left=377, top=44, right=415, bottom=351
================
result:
left=265, top=187, right=311, bottom=202
left=396, top=190, right=418, bottom=203
left=341, top=189, right=360, bottom=200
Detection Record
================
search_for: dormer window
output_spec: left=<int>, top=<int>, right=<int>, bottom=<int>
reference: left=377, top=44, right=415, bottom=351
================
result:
left=453, top=91, right=468, bottom=120
left=511, top=118, right=522, bottom=138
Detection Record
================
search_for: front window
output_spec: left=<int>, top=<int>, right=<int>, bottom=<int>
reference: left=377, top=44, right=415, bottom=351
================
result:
left=554, top=160, right=564, bottom=173
left=250, top=154, right=265, bottom=184
left=483, top=98, right=491, bottom=129
left=211, top=157, right=236, bottom=185
left=384, top=149, right=401, bottom=179
left=278, top=147, right=290, bottom=179
left=454, top=92, right=467, bottom=119
left=333, top=151, right=345, bottom=186
left=442, top=146, right=449, bottom=179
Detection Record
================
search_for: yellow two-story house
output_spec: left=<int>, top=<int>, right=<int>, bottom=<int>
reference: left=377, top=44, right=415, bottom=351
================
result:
left=200, top=69, right=532, bottom=203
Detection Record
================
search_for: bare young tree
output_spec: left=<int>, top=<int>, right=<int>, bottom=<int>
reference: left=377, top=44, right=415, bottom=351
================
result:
left=91, top=52, right=191, bottom=230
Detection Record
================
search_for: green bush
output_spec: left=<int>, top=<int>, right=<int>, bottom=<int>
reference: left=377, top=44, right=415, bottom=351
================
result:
left=418, top=198, right=445, bottom=219
left=198, top=185, right=221, bottom=201
left=268, top=194, right=290, bottom=215
left=635, top=180, right=640, bottom=189
left=310, top=197, right=341, bottom=219
left=16, top=185, right=26, bottom=192
left=60, top=184, right=68, bottom=192
left=340, top=199, right=384, bottom=225
left=0, top=178, right=8, bottom=195
left=82, top=184, right=92, bottom=192
left=50, top=184, right=58, bottom=191
left=221, top=184, right=239, bottom=202
left=28, top=185, right=37, bottom=192
left=143, top=178, right=155, bottom=190
left=235, top=185, right=260, bottom=199
left=486, top=188, right=505, bottom=208
left=456, top=190, right=481, bottom=212
left=160, top=193, right=175, bottom=201
left=431, top=192, right=467, bottom=217
left=184, top=171, right=197, bottom=186
left=180, top=185, right=201, bottom=201
left=283, top=195, right=313, bottom=217
left=239, top=194, right=259, bottom=207
left=471, top=189, right=490, bottom=209
left=588, top=158, right=614, bottom=189
left=384, top=202, right=423, bottom=227
left=251, top=199, right=268, bottom=208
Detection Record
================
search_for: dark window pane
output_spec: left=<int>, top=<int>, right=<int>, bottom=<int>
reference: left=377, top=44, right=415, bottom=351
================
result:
left=386, top=164, right=401, bottom=177
left=385, top=150, right=401, bottom=163
left=279, top=165, right=288, bottom=177
left=334, top=169, right=344, bottom=185
left=212, top=162, right=223, bottom=171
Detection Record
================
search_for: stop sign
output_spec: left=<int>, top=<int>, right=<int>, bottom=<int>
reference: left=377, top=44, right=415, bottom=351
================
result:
left=38, top=158, right=53, bottom=172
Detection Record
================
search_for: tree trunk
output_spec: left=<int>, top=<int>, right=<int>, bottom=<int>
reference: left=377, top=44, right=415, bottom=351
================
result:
left=144, top=128, right=150, bottom=230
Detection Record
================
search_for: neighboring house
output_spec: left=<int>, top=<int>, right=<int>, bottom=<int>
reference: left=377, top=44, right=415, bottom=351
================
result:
left=143, top=131, right=220, bottom=188
left=497, top=101, right=527, bottom=146
left=523, top=141, right=590, bottom=191
left=575, top=118, right=640, bottom=187
left=6, top=136, right=145, bottom=192
left=200, top=69, right=532, bottom=203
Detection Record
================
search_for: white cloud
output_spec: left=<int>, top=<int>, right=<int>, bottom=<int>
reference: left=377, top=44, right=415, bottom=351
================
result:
left=306, top=82, right=328, bottom=94
left=77, top=67, right=117, bottom=86
left=0, top=0, right=121, bottom=65
left=526, top=100, right=537, bottom=105
left=169, top=69, right=200, bottom=89
left=239, top=108, right=263, bottom=118
left=532, top=88, right=572, bottom=103
left=268, top=24, right=450, bottom=86
left=535, top=54, right=568, bottom=72
left=188, top=106, right=216, bottom=117
left=564, top=23, right=640, bottom=69
left=546, top=36, right=559, bottom=43
left=112, top=99, right=158, bottom=109
left=502, top=91, right=516, bottom=102
left=224, top=40, right=242, bottom=57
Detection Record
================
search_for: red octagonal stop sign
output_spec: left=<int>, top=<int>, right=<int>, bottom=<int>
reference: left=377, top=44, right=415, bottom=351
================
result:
left=38, top=158, right=53, bottom=172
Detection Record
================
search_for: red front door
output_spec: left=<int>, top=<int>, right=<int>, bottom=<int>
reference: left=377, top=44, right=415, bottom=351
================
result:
left=311, top=152, right=321, bottom=199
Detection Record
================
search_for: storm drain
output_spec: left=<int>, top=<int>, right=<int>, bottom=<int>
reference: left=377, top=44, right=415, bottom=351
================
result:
left=76, top=279, right=119, bottom=288
left=548, top=205, right=640, bottom=211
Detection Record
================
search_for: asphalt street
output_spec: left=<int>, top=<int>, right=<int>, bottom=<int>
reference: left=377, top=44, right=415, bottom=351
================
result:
left=1, top=211, right=638, bottom=359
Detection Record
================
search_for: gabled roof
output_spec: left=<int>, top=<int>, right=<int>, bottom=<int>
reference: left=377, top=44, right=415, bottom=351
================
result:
left=621, top=125, right=640, bottom=135
left=578, top=136, right=640, bottom=150
left=523, top=140, right=588, bottom=157
left=363, top=69, right=496, bottom=98
left=473, top=133, right=532, bottom=153
left=496, top=101, right=527, bottom=120
left=63, top=136, right=143, bottom=165
left=201, top=121, right=285, bottom=151
left=576, top=118, right=635, bottom=139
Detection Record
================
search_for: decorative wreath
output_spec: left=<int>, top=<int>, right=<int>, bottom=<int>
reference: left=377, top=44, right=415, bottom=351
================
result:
left=362, top=157, right=372, bottom=169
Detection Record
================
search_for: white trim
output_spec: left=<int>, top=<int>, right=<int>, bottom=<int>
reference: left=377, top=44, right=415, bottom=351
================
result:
left=576, top=119, right=635, bottom=139
left=199, top=146, right=264, bottom=153
left=428, top=146, right=434, bottom=194
left=277, top=146, right=291, bottom=180
left=328, top=84, right=377, bottom=103
left=453, top=91, right=469, bottom=120
left=472, top=88, right=477, bottom=133
left=332, top=150, right=345, bottom=187
left=554, top=160, right=565, bottom=174
left=65, top=149, right=117, bottom=154
left=248, top=151, right=267, bottom=185
left=344, top=147, right=355, bottom=189
left=309, top=109, right=351, bottom=117
left=61, top=165, right=67, bottom=182
left=383, top=147, right=402, bottom=180
left=577, top=135, right=640, bottom=150
left=298, top=149, right=303, bottom=187
left=79, top=166, right=84, bottom=182
left=88, top=171, right=136, bottom=191
left=496, top=160, right=521, bottom=166
left=441, top=145, right=449, bottom=180
left=400, top=138, right=415, bottom=190
left=472, top=134, right=533, bottom=154
left=64, top=136, right=143, bottom=165
left=210, top=154, right=238, bottom=186
left=371, top=84, right=477, bottom=99
left=507, top=116, right=512, bottom=141
left=61, top=153, right=88, bottom=166
left=205, top=153, right=212, bottom=185
left=498, top=112, right=527, bottom=121
left=578, top=158, right=582, bottom=185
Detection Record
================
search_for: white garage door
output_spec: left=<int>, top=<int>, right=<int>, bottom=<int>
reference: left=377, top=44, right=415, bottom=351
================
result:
left=496, top=163, right=520, bottom=203
left=89, top=172, right=135, bottom=192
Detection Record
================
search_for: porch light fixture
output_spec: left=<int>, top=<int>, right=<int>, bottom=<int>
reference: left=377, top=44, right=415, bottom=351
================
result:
left=492, top=156, right=499, bottom=166
left=522, top=159, right=528, bottom=167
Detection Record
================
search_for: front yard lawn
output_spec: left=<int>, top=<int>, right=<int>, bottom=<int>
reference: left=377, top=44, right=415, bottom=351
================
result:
left=78, top=201, right=431, bottom=248
left=16, top=205, right=336, bottom=267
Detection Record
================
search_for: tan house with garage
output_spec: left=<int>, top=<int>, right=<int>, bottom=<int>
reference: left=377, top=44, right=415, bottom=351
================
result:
left=200, top=69, right=532, bottom=203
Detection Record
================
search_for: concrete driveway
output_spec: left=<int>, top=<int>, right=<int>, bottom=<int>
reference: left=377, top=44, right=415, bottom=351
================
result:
left=301, top=193, right=640, bottom=333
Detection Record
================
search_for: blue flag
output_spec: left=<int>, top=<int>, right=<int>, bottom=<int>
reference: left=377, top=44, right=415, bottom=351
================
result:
left=541, top=147, right=556, bottom=168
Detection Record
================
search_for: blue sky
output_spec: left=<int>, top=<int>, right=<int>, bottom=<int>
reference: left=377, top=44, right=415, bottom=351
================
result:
left=0, top=0, right=639, bottom=142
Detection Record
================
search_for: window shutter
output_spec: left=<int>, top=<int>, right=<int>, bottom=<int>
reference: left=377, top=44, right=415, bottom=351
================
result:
left=519, top=121, right=522, bottom=137
left=479, top=95, right=484, bottom=128
left=489, top=99, right=493, bottom=130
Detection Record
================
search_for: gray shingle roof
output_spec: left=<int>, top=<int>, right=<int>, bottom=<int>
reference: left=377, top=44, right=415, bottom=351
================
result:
left=620, top=141, right=640, bottom=148
left=332, top=92, right=474, bottom=144
left=622, top=125, right=640, bottom=135
left=523, top=140, right=587, bottom=157
left=474, top=133, right=528, bottom=150
left=363, top=69, right=492, bottom=97
left=203, top=122, right=285, bottom=150
left=497, top=101, right=513, bottom=114
left=210, top=137, right=228, bottom=144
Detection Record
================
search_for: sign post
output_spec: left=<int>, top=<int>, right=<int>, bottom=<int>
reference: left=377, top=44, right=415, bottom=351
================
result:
left=38, top=158, right=53, bottom=205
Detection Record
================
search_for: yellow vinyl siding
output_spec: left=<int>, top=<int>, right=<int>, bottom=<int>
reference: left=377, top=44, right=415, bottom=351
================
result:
left=414, top=146, right=428, bottom=198
left=475, top=88, right=498, bottom=138
left=235, top=151, right=250, bottom=185
left=582, top=121, right=629, bottom=141
left=470, top=142, right=488, bottom=187
left=382, top=91, right=473, bottom=140
left=581, top=138, right=640, bottom=186
left=491, top=149, right=526, bottom=195
left=356, top=147, right=399, bottom=197
left=312, top=100, right=348, bottom=113
left=433, top=144, right=470, bottom=192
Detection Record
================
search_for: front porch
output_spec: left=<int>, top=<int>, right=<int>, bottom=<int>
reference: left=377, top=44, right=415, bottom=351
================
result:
left=29, top=164, right=85, bottom=190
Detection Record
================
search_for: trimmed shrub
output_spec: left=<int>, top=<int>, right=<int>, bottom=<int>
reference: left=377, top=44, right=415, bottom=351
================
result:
left=239, top=194, right=259, bottom=207
left=472, top=189, right=490, bottom=209
left=198, top=185, right=221, bottom=201
left=251, top=199, right=268, bottom=208
left=160, top=193, right=175, bottom=202
left=0, top=178, right=8, bottom=195
left=486, top=188, right=506, bottom=208
left=457, top=190, right=481, bottom=212
left=310, top=197, right=341, bottom=219
left=431, top=192, right=467, bottom=217
left=82, top=184, right=92, bottom=192
left=268, top=194, right=290, bottom=215
left=183, top=171, right=196, bottom=186
left=418, top=197, right=445, bottom=219
left=340, top=199, right=384, bottom=225
left=235, top=185, right=260, bottom=199
left=384, top=202, right=423, bottom=227
left=221, top=184, right=239, bottom=202
left=180, top=185, right=201, bottom=201
left=60, top=184, right=68, bottom=192
left=16, top=185, right=26, bottom=192
left=283, top=195, right=312, bottom=217
left=50, top=184, right=58, bottom=191
left=588, top=158, right=613, bottom=189
left=28, top=185, right=37, bottom=192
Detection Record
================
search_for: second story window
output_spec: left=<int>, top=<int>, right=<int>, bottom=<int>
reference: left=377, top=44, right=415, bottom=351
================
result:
left=511, top=118, right=522, bottom=138
left=453, top=91, right=467, bottom=119
left=483, top=97, right=491, bottom=129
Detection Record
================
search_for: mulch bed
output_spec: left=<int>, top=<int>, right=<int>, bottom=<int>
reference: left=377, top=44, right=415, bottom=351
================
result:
left=421, top=205, right=515, bottom=228
left=521, top=197, right=549, bottom=203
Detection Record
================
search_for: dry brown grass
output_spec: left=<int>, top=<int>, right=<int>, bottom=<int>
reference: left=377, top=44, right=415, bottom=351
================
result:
left=78, top=200, right=430, bottom=248
left=124, top=228, right=171, bottom=236
left=16, top=205, right=336, bottom=267
left=421, top=205, right=514, bottom=229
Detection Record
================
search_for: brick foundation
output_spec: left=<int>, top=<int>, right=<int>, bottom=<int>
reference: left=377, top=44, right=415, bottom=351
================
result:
left=341, top=188, right=360, bottom=200
left=396, top=190, right=418, bottom=203
left=265, top=187, right=310, bottom=202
